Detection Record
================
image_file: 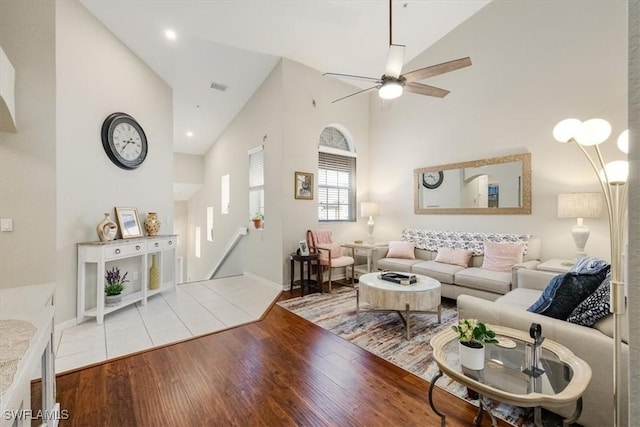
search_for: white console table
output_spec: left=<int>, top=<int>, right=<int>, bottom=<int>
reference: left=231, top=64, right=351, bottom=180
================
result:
left=77, top=235, right=177, bottom=324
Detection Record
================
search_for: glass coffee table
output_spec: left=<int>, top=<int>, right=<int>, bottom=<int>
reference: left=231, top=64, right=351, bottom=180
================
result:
left=429, top=325, right=591, bottom=427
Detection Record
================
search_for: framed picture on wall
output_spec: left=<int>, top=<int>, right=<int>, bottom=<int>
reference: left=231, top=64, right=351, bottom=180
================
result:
left=294, top=171, right=314, bottom=200
left=115, top=207, right=143, bottom=239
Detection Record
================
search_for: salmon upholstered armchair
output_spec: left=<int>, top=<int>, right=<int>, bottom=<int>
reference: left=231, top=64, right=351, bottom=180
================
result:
left=307, top=229, right=355, bottom=292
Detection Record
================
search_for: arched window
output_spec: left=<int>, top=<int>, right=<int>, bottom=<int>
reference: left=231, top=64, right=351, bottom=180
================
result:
left=317, top=125, right=356, bottom=222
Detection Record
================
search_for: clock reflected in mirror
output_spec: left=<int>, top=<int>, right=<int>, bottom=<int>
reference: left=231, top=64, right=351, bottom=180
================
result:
left=422, top=171, right=444, bottom=189
left=101, top=112, right=148, bottom=170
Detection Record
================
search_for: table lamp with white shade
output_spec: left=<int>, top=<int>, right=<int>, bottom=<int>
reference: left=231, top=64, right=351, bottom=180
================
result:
left=360, top=202, right=379, bottom=244
left=557, top=192, right=603, bottom=261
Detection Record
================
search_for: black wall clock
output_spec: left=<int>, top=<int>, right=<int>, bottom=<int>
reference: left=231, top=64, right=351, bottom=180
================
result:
left=422, top=171, right=444, bottom=189
left=101, top=112, right=148, bottom=170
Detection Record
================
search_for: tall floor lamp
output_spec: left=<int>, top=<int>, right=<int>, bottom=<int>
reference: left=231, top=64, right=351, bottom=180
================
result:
left=553, top=118, right=629, bottom=425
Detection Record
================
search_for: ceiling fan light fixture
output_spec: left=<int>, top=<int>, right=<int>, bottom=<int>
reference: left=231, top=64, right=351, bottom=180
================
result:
left=378, top=81, right=403, bottom=100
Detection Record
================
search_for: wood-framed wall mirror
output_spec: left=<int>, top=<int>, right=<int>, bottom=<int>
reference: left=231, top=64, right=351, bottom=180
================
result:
left=414, top=153, right=531, bottom=215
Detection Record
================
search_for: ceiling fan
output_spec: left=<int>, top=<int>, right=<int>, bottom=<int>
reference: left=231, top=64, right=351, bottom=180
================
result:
left=324, top=0, right=472, bottom=103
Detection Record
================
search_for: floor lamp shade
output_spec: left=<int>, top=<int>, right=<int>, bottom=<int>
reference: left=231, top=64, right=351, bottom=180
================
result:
left=360, top=202, right=379, bottom=244
left=557, top=193, right=603, bottom=257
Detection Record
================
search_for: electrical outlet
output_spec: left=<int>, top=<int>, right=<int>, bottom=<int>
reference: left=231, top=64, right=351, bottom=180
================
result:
left=1, top=218, right=13, bottom=232
left=132, top=271, right=138, bottom=280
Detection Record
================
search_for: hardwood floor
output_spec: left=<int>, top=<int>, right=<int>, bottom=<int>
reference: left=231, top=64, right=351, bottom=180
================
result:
left=36, top=289, right=509, bottom=426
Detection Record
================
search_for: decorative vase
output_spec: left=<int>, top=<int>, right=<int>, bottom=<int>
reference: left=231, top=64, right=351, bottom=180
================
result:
left=144, top=212, right=161, bottom=236
left=105, top=294, right=122, bottom=307
left=96, top=213, right=118, bottom=242
left=458, top=341, right=485, bottom=370
left=149, top=254, right=160, bottom=290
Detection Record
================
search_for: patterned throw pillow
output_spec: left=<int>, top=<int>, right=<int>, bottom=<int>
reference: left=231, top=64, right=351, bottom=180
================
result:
left=529, top=264, right=610, bottom=320
left=569, top=256, right=609, bottom=274
left=567, top=273, right=611, bottom=326
left=527, top=274, right=564, bottom=313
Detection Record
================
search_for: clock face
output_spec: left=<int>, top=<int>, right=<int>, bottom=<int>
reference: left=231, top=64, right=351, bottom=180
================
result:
left=101, top=113, right=148, bottom=170
left=422, top=171, right=444, bottom=189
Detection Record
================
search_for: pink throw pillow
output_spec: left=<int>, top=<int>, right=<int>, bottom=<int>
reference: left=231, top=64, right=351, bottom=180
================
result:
left=317, top=243, right=342, bottom=260
left=435, top=247, right=473, bottom=268
left=386, top=241, right=416, bottom=259
left=481, top=241, right=524, bottom=272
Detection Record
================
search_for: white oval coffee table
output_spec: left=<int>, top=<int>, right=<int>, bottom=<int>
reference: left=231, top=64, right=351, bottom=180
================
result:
left=357, top=272, right=441, bottom=340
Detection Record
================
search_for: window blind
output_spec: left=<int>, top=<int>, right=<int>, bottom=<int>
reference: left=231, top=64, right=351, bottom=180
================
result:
left=318, top=152, right=356, bottom=221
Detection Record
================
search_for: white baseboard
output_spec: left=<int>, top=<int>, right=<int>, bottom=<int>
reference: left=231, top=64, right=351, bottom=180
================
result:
left=243, top=271, right=285, bottom=291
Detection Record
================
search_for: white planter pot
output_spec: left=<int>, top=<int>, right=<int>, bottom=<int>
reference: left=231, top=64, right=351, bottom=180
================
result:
left=459, top=341, right=485, bottom=370
left=105, top=294, right=122, bottom=307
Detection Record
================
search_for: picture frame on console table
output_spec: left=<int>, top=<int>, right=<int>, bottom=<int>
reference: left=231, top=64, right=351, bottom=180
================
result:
left=115, top=207, right=143, bottom=239
left=294, top=171, right=314, bottom=200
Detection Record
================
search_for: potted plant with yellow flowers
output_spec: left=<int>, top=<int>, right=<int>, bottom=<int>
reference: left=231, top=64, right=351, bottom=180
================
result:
left=452, top=318, right=498, bottom=370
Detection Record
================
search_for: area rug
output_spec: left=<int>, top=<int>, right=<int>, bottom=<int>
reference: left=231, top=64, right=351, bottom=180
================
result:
left=278, top=287, right=562, bottom=427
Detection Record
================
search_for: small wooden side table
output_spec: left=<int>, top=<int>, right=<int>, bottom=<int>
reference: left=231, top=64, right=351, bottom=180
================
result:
left=289, top=252, right=321, bottom=296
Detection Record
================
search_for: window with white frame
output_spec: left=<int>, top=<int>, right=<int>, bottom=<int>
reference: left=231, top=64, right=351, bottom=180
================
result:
left=206, top=206, right=213, bottom=241
left=249, top=145, right=264, bottom=222
left=221, top=174, right=230, bottom=214
left=318, top=126, right=356, bottom=222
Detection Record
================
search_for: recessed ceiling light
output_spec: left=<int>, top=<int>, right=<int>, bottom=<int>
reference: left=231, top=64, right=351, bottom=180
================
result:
left=165, top=29, right=177, bottom=41
left=186, top=131, right=194, bottom=137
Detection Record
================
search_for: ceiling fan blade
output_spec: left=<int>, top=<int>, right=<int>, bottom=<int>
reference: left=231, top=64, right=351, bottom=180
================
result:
left=323, top=72, right=382, bottom=84
left=331, top=85, right=380, bottom=103
left=402, top=57, right=472, bottom=83
left=384, top=44, right=405, bottom=78
left=404, top=82, right=450, bottom=98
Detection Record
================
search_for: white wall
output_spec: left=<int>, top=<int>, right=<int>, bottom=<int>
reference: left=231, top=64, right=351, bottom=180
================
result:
left=370, top=0, right=627, bottom=262
left=187, top=61, right=283, bottom=283
left=55, top=1, right=173, bottom=322
left=280, top=58, right=370, bottom=282
left=0, top=0, right=56, bottom=289
left=174, top=153, right=204, bottom=184
left=186, top=58, right=370, bottom=286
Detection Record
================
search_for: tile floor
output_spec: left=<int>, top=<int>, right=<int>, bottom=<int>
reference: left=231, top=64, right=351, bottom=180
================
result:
left=54, top=275, right=282, bottom=373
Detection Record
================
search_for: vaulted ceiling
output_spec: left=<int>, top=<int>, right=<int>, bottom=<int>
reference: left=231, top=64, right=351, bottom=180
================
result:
left=81, top=0, right=490, bottom=155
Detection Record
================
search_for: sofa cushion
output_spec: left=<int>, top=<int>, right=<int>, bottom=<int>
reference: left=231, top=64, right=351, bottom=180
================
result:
left=495, top=288, right=541, bottom=310
left=386, top=241, right=416, bottom=259
left=435, top=247, right=473, bottom=268
left=528, top=265, right=610, bottom=320
left=454, top=267, right=512, bottom=294
left=376, top=258, right=422, bottom=273
left=411, top=260, right=464, bottom=284
left=481, top=241, right=524, bottom=272
left=567, top=273, right=611, bottom=326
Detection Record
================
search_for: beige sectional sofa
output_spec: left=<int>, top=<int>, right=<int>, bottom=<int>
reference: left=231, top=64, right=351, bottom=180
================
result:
left=376, top=229, right=542, bottom=300
left=458, top=268, right=629, bottom=427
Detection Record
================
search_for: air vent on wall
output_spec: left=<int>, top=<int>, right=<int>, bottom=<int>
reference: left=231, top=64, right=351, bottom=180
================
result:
left=210, top=82, right=228, bottom=92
